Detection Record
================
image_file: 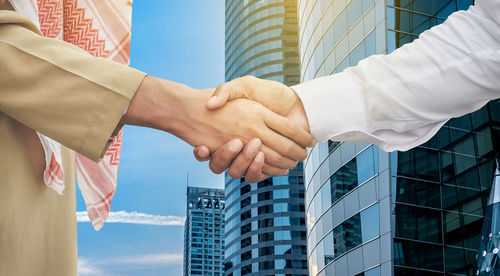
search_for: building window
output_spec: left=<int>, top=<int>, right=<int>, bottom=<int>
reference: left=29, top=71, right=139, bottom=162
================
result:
left=241, top=250, right=252, bottom=262
left=240, top=196, right=251, bottom=209
left=240, top=237, right=251, bottom=249
left=393, top=238, right=443, bottom=272
left=240, top=223, right=251, bottom=235
left=397, top=147, right=439, bottom=182
left=259, top=246, right=274, bottom=257
left=392, top=177, right=441, bottom=208
left=241, top=264, right=252, bottom=275
left=259, top=260, right=275, bottom=270
left=311, top=203, right=380, bottom=272
left=394, top=204, right=442, bottom=244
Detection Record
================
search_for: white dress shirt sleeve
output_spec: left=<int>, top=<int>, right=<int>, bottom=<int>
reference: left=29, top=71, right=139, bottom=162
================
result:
left=292, top=0, right=500, bottom=152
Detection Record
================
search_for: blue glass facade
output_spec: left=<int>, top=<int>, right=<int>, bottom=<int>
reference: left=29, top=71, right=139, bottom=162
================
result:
left=184, top=187, right=225, bottom=276
left=224, top=1, right=309, bottom=275
left=224, top=168, right=309, bottom=275
left=225, top=0, right=300, bottom=84
left=298, top=0, right=500, bottom=275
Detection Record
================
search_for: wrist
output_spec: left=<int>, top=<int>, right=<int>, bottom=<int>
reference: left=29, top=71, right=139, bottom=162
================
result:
left=288, top=86, right=311, bottom=133
left=122, top=76, right=197, bottom=133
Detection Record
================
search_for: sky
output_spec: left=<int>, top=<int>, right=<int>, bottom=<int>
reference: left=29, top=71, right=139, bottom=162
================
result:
left=76, top=1, right=225, bottom=275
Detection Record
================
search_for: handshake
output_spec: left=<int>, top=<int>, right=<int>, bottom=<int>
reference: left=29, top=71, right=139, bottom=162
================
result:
left=122, top=75, right=316, bottom=183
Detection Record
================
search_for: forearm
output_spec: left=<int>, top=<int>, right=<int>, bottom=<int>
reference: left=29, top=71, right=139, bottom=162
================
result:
left=293, top=2, right=500, bottom=151
left=0, top=11, right=146, bottom=161
left=122, top=76, right=204, bottom=136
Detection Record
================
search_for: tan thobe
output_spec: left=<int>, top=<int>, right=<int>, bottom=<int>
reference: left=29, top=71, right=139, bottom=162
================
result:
left=0, top=4, right=146, bottom=275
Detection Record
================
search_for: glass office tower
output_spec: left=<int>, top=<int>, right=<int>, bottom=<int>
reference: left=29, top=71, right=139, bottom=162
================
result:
left=184, top=187, right=225, bottom=276
left=224, top=0, right=308, bottom=275
left=298, top=0, right=500, bottom=275
left=225, top=0, right=300, bottom=83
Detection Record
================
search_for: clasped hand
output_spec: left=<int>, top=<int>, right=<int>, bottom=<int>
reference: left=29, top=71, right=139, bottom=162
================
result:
left=122, top=75, right=315, bottom=183
left=193, top=76, right=315, bottom=182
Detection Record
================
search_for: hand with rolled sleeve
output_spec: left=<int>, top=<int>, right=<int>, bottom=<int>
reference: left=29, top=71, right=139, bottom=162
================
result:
left=195, top=0, right=500, bottom=181
left=122, top=76, right=315, bottom=178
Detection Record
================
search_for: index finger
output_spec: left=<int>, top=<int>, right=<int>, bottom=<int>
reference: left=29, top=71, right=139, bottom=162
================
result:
left=264, top=110, right=315, bottom=148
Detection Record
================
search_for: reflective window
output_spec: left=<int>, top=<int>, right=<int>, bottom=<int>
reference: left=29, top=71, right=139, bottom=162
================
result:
left=259, top=246, right=274, bottom=256
left=357, top=146, right=378, bottom=184
left=392, top=177, right=441, bottom=208
left=275, top=244, right=292, bottom=255
left=330, top=157, right=358, bottom=203
left=394, top=204, right=442, bottom=243
left=393, top=238, right=443, bottom=272
left=310, top=203, right=380, bottom=272
left=444, top=246, right=476, bottom=274
left=346, top=0, right=363, bottom=30
left=259, top=260, right=274, bottom=271
left=275, top=230, right=291, bottom=241
left=354, top=265, right=380, bottom=276
left=323, top=231, right=334, bottom=265
left=360, top=204, right=379, bottom=243
left=397, top=147, right=439, bottom=182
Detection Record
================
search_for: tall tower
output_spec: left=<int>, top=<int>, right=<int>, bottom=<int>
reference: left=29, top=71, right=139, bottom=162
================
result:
left=224, top=0, right=309, bottom=275
left=184, top=187, right=225, bottom=276
left=297, top=0, right=500, bottom=275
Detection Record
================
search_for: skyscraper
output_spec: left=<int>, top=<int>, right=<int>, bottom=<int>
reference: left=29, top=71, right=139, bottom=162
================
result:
left=297, top=0, right=500, bottom=275
left=224, top=0, right=309, bottom=275
left=225, top=0, right=300, bottom=84
left=184, top=187, right=225, bottom=276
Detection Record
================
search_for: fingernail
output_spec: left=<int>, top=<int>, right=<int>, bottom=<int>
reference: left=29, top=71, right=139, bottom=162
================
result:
left=229, top=139, right=242, bottom=152
left=207, top=96, right=217, bottom=106
left=247, top=138, right=261, bottom=153
left=199, top=147, right=209, bottom=158
left=255, top=151, right=264, bottom=162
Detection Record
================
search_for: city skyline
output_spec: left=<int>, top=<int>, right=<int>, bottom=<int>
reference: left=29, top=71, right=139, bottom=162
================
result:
left=75, top=1, right=499, bottom=276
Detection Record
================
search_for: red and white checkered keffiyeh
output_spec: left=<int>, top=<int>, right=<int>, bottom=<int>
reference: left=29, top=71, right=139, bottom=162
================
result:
left=9, top=0, right=133, bottom=230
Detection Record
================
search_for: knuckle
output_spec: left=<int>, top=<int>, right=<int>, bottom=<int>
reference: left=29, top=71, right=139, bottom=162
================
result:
left=283, top=143, right=294, bottom=156
left=299, top=149, right=308, bottom=160
left=245, top=174, right=257, bottom=183
left=216, top=82, right=228, bottom=92
left=269, top=154, right=282, bottom=165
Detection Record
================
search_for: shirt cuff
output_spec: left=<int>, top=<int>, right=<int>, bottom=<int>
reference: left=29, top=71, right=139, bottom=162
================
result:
left=291, top=72, right=367, bottom=143
left=79, top=70, right=146, bottom=161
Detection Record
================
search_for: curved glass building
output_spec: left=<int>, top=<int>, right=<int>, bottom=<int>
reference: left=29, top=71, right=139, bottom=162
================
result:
left=298, top=1, right=500, bottom=276
left=225, top=0, right=300, bottom=84
left=224, top=1, right=308, bottom=275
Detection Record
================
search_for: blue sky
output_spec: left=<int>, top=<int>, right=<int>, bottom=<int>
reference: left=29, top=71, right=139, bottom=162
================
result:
left=76, top=1, right=225, bottom=275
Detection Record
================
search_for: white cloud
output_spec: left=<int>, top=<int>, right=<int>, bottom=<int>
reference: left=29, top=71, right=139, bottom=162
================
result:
left=78, top=253, right=182, bottom=275
left=109, top=253, right=183, bottom=265
left=76, top=210, right=185, bottom=226
left=78, top=258, right=108, bottom=276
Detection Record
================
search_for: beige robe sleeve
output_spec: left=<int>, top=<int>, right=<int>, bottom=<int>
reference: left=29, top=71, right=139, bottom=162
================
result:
left=0, top=10, right=146, bottom=161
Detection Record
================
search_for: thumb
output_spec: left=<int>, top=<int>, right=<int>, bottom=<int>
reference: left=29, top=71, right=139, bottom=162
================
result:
left=193, top=146, right=210, bottom=161
left=206, top=83, right=232, bottom=110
